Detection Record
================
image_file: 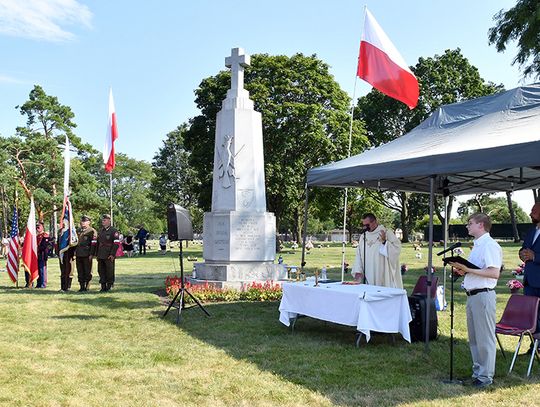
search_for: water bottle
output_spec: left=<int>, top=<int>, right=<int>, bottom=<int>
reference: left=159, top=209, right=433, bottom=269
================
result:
left=321, top=266, right=327, bottom=281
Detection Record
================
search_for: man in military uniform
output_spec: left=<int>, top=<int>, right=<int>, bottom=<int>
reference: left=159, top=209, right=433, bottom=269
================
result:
left=75, top=215, right=97, bottom=292
left=96, top=214, right=120, bottom=292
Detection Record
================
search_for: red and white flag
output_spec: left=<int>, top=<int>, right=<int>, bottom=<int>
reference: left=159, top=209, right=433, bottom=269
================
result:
left=21, top=197, right=38, bottom=284
left=103, top=88, right=118, bottom=173
left=357, top=8, right=419, bottom=109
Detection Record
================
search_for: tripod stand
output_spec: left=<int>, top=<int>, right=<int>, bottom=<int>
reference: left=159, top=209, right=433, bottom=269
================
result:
left=163, top=241, right=210, bottom=324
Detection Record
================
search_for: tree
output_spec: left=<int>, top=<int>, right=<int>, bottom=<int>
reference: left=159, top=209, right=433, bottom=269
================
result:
left=183, top=53, right=368, bottom=241
left=355, top=49, right=503, bottom=241
left=457, top=194, right=529, bottom=223
left=151, top=124, right=201, bottom=229
left=488, top=0, right=540, bottom=79
left=88, top=153, right=164, bottom=235
left=13, top=85, right=98, bottom=223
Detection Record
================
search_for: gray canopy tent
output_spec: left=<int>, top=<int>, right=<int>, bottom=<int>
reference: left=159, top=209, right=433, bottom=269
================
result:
left=304, top=83, right=540, bottom=347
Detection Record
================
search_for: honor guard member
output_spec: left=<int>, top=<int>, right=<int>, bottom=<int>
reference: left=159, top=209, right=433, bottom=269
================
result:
left=96, top=214, right=120, bottom=292
left=57, top=219, right=77, bottom=292
left=75, top=215, right=97, bottom=292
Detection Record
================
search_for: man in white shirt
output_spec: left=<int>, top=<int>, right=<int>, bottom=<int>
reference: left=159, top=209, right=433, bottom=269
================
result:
left=351, top=213, right=402, bottom=288
left=450, top=213, right=502, bottom=389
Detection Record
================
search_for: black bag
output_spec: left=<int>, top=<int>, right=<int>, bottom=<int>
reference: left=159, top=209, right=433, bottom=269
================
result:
left=408, top=294, right=438, bottom=342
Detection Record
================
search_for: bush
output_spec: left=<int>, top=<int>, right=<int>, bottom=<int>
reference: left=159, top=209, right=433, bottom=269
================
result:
left=164, top=276, right=282, bottom=303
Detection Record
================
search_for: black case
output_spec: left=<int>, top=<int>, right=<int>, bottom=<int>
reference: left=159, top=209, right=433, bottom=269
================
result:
left=408, top=294, right=438, bottom=342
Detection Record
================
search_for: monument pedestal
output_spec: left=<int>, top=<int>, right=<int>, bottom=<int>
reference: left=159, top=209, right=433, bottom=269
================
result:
left=203, top=211, right=276, bottom=261
left=191, top=262, right=286, bottom=289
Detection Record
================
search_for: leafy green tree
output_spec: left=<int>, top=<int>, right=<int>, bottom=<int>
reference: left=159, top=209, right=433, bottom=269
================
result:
left=457, top=194, right=529, bottom=223
left=184, top=53, right=368, bottom=241
left=488, top=0, right=540, bottom=79
left=12, top=85, right=98, bottom=221
left=355, top=49, right=503, bottom=241
left=88, top=153, right=164, bottom=235
left=151, top=124, right=202, bottom=230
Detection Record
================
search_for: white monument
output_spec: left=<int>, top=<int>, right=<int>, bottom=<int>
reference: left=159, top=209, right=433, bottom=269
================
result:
left=194, top=48, right=285, bottom=287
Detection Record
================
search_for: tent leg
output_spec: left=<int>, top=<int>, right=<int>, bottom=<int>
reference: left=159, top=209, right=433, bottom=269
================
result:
left=425, top=175, right=435, bottom=351
left=300, top=183, right=309, bottom=273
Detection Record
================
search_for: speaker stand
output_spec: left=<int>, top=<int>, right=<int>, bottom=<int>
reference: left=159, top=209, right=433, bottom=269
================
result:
left=163, top=241, right=210, bottom=323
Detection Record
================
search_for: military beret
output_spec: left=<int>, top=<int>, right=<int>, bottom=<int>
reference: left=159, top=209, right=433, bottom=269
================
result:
left=80, top=215, right=91, bottom=222
left=102, top=214, right=111, bottom=220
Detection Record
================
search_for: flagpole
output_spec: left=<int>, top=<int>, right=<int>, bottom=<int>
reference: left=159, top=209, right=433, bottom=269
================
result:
left=340, top=7, right=365, bottom=282
left=14, top=187, right=19, bottom=289
left=109, top=172, right=113, bottom=226
left=340, top=77, right=359, bottom=282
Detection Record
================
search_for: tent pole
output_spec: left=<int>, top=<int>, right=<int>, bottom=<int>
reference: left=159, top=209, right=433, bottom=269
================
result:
left=300, top=182, right=309, bottom=273
left=340, top=188, right=349, bottom=282
left=425, top=175, right=435, bottom=351
left=442, top=195, right=449, bottom=310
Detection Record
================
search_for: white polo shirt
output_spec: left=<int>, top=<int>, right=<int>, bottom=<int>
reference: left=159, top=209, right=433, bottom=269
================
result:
left=463, top=232, right=502, bottom=291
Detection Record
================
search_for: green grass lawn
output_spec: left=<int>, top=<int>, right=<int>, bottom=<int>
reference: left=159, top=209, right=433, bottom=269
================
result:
left=0, top=241, right=539, bottom=406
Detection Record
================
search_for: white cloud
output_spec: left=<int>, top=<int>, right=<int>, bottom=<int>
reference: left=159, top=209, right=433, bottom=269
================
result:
left=0, top=74, right=23, bottom=84
left=0, top=0, right=92, bottom=41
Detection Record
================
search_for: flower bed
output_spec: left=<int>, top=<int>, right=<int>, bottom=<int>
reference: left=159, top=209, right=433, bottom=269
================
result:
left=165, top=276, right=282, bottom=303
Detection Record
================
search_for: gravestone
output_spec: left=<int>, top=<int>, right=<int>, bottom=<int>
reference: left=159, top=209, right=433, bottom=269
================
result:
left=193, top=48, right=285, bottom=287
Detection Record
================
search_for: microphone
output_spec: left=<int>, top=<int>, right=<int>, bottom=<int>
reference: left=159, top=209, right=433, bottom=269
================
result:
left=358, top=226, right=370, bottom=235
left=437, top=241, right=461, bottom=256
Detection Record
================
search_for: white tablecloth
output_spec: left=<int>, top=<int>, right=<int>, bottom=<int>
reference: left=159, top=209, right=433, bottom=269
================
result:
left=278, top=282, right=412, bottom=342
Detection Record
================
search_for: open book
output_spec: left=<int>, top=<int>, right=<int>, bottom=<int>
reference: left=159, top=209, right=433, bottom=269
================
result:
left=442, top=256, right=479, bottom=281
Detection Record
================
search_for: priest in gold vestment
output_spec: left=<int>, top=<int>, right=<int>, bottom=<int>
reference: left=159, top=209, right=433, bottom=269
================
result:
left=351, top=213, right=402, bottom=288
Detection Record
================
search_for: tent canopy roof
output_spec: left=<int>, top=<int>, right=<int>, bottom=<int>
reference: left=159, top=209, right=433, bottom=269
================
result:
left=307, top=84, right=540, bottom=196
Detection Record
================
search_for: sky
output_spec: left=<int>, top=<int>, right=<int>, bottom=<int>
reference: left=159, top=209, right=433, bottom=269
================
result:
left=0, top=0, right=536, bottom=212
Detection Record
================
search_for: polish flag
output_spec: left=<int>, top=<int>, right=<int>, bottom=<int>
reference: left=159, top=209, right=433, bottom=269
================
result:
left=357, top=8, right=419, bottom=109
left=21, top=197, right=38, bottom=284
left=103, top=88, right=118, bottom=173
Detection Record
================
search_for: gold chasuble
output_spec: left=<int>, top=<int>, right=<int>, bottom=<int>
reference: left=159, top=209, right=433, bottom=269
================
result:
left=351, top=224, right=402, bottom=288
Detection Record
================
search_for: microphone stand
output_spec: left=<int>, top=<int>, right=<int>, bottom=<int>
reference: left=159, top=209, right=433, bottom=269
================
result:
left=441, top=248, right=462, bottom=385
left=362, top=232, right=367, bottom=285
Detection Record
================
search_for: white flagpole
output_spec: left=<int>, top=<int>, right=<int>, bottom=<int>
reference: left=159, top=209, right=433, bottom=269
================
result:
left=63, top=135, right=71, bottom=198
left=109, top=172, right=113, bottom=226
left=341, top=7, right=366, bottom=282
left=341, top=77, right=358, bottom=282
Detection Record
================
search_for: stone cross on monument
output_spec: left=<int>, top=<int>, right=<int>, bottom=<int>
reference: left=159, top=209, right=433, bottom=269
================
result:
left=225, top=48, right=250, bottom=93
left=193, top=47, right=285, bottom=288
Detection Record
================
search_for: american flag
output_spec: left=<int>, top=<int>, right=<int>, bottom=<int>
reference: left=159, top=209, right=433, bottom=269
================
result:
left=6, top=206, right=19, bottom=283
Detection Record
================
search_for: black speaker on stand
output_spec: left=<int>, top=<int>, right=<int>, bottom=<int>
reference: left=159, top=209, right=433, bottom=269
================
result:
left=163, top=203, right=210, bottom=323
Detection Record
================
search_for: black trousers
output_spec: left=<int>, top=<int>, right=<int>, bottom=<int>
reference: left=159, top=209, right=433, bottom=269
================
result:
left=59, top=257, right=74, bottom=291
left=76, top=256, right=93, bottom=283
left=97, top=258, right=115, bottom=284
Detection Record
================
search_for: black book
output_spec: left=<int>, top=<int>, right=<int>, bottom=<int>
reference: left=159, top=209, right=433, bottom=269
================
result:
left=442, top=256, right=479, bottom=269
left=442, top=256, right=479, bottom=282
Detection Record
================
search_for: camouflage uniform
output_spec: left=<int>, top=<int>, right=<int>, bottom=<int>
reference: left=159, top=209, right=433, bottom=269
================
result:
left=96, top=225, right=120, bottom=291
left=75, top=226, right=97, bottom=291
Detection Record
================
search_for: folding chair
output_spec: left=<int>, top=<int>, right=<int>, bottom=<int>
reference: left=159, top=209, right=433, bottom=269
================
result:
left=526, top=332, right=540, bottom=377
left=495, top=294, right=540, bottom=374
left=411, top=275, right=438, bottom=298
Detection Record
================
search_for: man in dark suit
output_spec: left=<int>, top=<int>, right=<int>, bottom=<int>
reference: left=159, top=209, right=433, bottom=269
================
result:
left=519, top=202, right=540, bottom=337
